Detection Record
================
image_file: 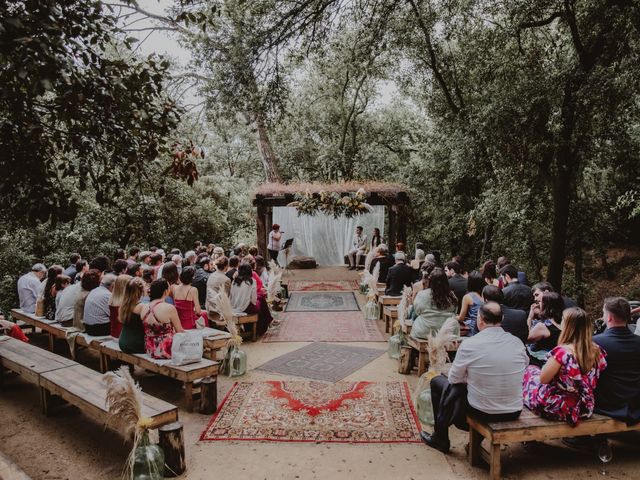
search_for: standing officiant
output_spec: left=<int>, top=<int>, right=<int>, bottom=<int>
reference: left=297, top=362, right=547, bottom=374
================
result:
left=267, top=224, right=282, bottom=266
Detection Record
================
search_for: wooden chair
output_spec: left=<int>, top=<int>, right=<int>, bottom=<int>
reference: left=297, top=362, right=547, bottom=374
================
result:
left=467, top=408, right=640, bottom=480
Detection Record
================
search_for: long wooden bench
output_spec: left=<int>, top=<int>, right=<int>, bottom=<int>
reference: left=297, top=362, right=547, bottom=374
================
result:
left=0, top=336, right=178, bottom=432
left=383, top=305, right=398, bottom=333
left=378, top=294, right=401, bottom=320
left=210, top=311, right=259, bottom=342
left=98, top=340, right=219, bottom=412
left=10, top=309, right=112, bottom=355
left=467, top=408, right=640, bottom=480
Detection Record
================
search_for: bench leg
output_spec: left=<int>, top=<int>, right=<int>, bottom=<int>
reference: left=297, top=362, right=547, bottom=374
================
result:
left=40, top=387, right=52, bottom=416
left=469, top=428, right=483, bottom=467
left=47, top=333, right=54, bottom=352
left=199, top=376, right=217, bottom=414
left=489, top=443, right=501, bottom=480
left=184, top=382, right=194, bottom=413
left=398, top=346, right=413, bottom=374
left=99, top=353, right=109, bottom=373
left=384, top=314, right=390, bottom=333
left=417, top=350, right=428, bottom=376
left=159, top=421, right=186, bottom=477
left=251, top=323, right=257, bottom=342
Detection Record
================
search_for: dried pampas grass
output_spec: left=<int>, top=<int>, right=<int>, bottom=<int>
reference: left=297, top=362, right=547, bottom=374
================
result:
left=103, top=366, right=158, bottom=479
left=397, top=286, right=413, bottom=330
left=267, top=261, right=283, bottom=302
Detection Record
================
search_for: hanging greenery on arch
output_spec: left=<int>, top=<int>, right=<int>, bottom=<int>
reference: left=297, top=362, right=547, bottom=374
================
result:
left=287, top=188, right=372, bottom=218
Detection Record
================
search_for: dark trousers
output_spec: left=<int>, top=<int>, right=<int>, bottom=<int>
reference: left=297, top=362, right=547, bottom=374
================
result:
left=430, top=375, right=521, bottom=445
left=84, top=322, right=111, bottom=337
left=268, top=249, right=280, bottom=266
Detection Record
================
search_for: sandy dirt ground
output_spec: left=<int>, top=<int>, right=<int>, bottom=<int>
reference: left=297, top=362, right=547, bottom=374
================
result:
left=1, top=267, right=638, bottom=480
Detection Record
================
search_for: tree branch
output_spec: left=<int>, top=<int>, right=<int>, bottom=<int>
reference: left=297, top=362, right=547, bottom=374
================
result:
left=407, top=0, right=461, bottom=115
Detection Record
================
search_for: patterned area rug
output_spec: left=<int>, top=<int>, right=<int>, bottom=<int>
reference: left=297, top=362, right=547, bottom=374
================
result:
left=262, top=312, right=384, bottom=342
left=200, top=381, right=421, bottom=443
left=287, top=280, right=360, bottom=292
left=256, top=343, right=385, bottom=382
left=285, top=292, right=360, bottom=312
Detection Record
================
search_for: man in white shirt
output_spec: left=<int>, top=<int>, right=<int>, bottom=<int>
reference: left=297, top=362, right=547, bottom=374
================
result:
left=421, top=302, right=529, bottom=453
left=17, top=263, right=47, bottom=314
left=56, top=280, right=81, bottom=325
left=346, top=226, right=367, bottom=270
left=206, top=256, right=232, bottom=317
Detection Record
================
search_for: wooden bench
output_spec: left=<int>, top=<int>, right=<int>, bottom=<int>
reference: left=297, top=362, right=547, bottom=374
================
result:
left=398, top=336, right=460, bottom=376
left=467, top=408, right=640, bottom=480
left=98, top=340, right=219, bottom=412
left=210, top=312, right=259, bottom=342
left=0, top=336, right=178, bottom=432
left=383, top=305, right=398, bottom=333
left=10, top=309, right=113, bottom=355
left=378, top=295, right=401, bottom=320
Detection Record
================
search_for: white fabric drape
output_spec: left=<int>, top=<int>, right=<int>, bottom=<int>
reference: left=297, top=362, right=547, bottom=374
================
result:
left=272, top=206, right=385, bottom=266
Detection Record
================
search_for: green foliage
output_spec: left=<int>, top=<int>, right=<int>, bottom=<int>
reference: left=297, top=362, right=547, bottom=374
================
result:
left=0, top=0, right=182, bottom=222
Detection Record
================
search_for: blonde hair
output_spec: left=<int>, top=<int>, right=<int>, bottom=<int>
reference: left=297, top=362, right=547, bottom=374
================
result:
left=119, top=277, right=145, bottom=325
left=558, top=307, right=600, bottom=374
left=109, top=274, right=132, bottom=307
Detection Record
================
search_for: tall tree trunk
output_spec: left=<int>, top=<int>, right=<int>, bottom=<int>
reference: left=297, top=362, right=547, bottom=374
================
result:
left=574, top=239, right=584, bottom=307
left=244, top=71, right=283, bottom=183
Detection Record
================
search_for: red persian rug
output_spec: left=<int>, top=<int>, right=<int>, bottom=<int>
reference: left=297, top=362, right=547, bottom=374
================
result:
left=287, top=280, right=360, bottom=292
left=262, top=312, right=384, bottom=342
left=200, top=381, right=421, bottom=443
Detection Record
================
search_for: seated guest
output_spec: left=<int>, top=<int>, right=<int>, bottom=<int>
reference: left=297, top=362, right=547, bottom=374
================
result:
left=161, top=262, right=180, bottom=304
left=230, top=264, right=258, bottom=315
left=112, top=259, right=128, bottom=275
left=481, top=260, right=500, bottom=287
left=73, top=269, right=101, bottom=332
left=53, top=275, right=71, bottom=312
left=17, top=263, right=47, bottom=314
left=246, top=256, right=273, bottom=335
left=421, top=302, right=529, bottom=453
left=183, top=250, right=197, bottom=267
left=498, top=256, right=528, bottom=286
left=149, top=253, right=163, bottom=279
left=444, top=261, right=467, bottom=313
left=43, top=265, right=63, bottom=320
left=385, top=252, right=415, bottom=296
left=347, top=226, right=367, bottom=270
left=411, top=268, right=457, bottom=340
left=83, top=273, right=116, bottom=336
left=74, top=259, right=88, bottom=283
left=411, top=248, right=426, bottom=270
left=593, top=298, right=640, bottom=424
left=63, top=253, right=81, bottom=282
left=370, top=244, right=394, bottom=283
left=142, top=279, right=184, bottom=359
left=527, top=291, right=565, bottom=365
left=529, top=281, right=554, bottom=322
left=500, top=264, right=533, bottom=311
left=108, top=274, right=131, bottom=338
left=126, top=262, right=142, bottom=277
left=482, top=285, right=528, bottom=344
left=523, top=307, right=606, bottom=425
left=412, top=261, right=436, bottom=302
left=255, top=255, right=269, bottom=287
left=114, top=249, right=126, bottom=261
left=89, top=255, right=111, bottom=273
left=56, top=275, right=81, bottom=326
left=226, top=256, right=239, bottom=281
left=206, top=256, right=232, bottom=317
left=173, top=266, right=205, bottom=330
left=139, top=251, right=152, bottom=266
left=192, top=256, right=211, bottom=309
left=248, top=246, right=259, bottom=257
left=118, top=277, right=146, bottom=354
left=457, top=270, right=484, bottom=336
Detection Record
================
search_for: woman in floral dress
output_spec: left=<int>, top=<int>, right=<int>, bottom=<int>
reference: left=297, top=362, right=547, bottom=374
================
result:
left=142, top=278, right=184, bottom=359
left=523, top=307, right=607, bottom=425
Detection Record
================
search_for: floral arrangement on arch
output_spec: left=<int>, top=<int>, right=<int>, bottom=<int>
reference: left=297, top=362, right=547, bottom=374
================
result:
left=288, top=188, right=372, bottom=218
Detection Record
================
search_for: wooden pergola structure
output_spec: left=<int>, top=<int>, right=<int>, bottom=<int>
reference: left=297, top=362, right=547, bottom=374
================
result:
left=252, top=182, right=410, bottom=256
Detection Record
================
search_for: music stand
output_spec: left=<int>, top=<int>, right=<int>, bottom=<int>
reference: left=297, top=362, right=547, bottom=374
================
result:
left=281, top=238, right=294, bottom=275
